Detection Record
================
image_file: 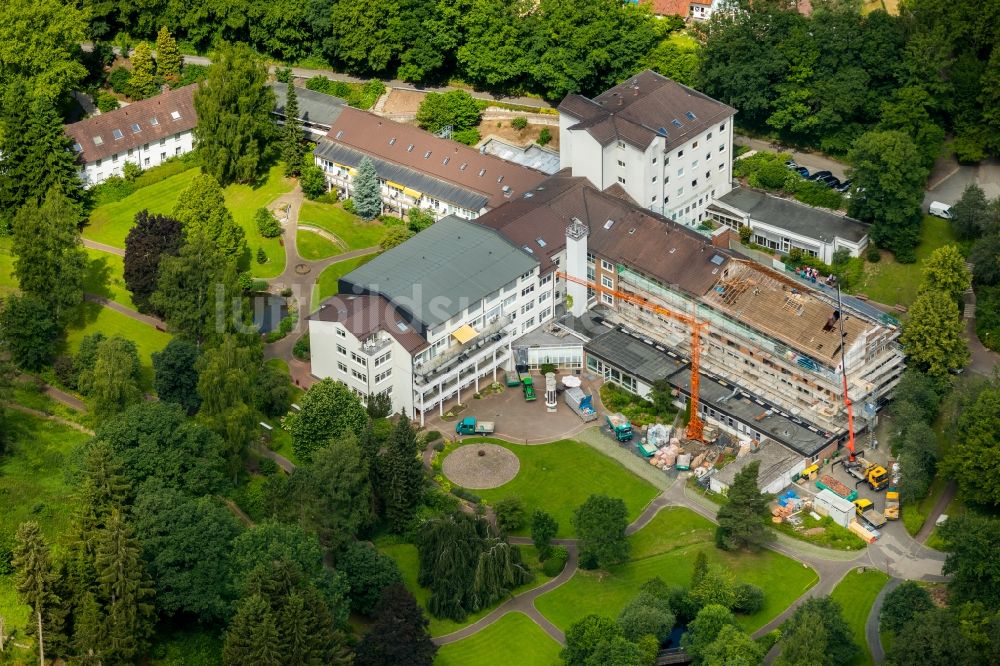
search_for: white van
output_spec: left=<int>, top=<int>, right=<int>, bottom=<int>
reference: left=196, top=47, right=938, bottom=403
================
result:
left=929, top=201, right=952, bottom=219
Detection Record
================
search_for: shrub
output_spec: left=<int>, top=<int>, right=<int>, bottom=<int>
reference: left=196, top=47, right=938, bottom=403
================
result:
left=256, top=247, right=267, bottom=264
left=108, top=66, right=131, bottom=94
left=732, top=583, right=765, bottom=614
left=95, top=90, right=119, bottom=113
left=494, top=497, right=527, bottom=532
left=88, top=176, right=136, bottom=206
left=578, top=550, right=599, bottom=570
left=258, top=458, right=279, bottom=476
left=342, top=199, right=356, bottom=214
left=255, top=207, right=282, bottom=237
left=53, top=355, right=77, bottom=388
left=292, top=333, right=310, bottom=360
left=542, top=546, right=568, bottom=576
left=425, top=430, right=442, bottom=442
left=537, top=127, right=552, bottom=146
left=432, top=441, right=445, bottom=452
left=274, top=67, right=293, bottom=83
left=511, top=116, right=528, bottom=130
left=251, top=279, right=268, bottom=292
left=122, top=161, right=142, bottom=182
left=450, top=486, right=481, bottom=504
left=453, top=128, right=481, bottom=146
left=539, top=363, right=556, bottom=376
left=866, top=244, right=881, bottom=263
left=177, top=64, right=209, bottom=87
left=300, top=164, right=327, bottom=200
left=280, top=287, right=293, bottom=297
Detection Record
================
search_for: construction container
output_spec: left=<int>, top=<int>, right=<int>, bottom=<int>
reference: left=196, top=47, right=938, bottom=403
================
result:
left=676, top=453, right=692, bottom=470
left=564, top=387, right=598, bottom=422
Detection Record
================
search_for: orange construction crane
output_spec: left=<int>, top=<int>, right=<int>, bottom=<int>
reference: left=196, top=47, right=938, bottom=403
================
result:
left=558, top=272, right=705, bottom=441
left=835, top=284, right=857, bottom=462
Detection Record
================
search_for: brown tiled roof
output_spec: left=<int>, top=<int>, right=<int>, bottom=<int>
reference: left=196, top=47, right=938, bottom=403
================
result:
left=65, top=85, right=197, bottom=164
left=476, top=173, right=732, bottom=297
left=322, top=107, right=548, bottom=209
left=644, top=0, right=691, bottom=16
left=310, top=294, right=428, bottom=354
left=558, top=70, right=735, bottom=151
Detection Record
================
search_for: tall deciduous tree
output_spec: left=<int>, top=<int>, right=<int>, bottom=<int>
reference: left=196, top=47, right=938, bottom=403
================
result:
left=900, top=289, right=969, bottom=380
left=354, top=583, right=436, bottom=666
left=287, top=378, right=368, bottom=461
left=886, top=607, right=981, bottom=666
left=531, top=509, right=559, bottom=559
left=715, top=460, right=773, bottom=551
left=777, top=596, right=858, bottom=666
left=152, top=338, right=202, bottom=413
left=196, top=335, right=262, bottom=468
left=919, top=244, right=972, bottom=304
left=337, top=541, right=403, bottom=616
left=562, top=614, right=624, bottom=666
left=123, top=210, right=184, bottom=314
left=77, top=336, right=143, bottom=418
left=573, top=494, right=630, bottom=568
left=879, top=580, right=934, bottom=633
left=947, top=386, right=1000, bottom=507
left=415, top=90, right=482, bottom=134
left=0, top=86, right=84, bottom=226
left=681, top=604, right=739, bottom=662
left=155, top=27, right=182, bottom=81
left=0, top=0, right=88, bottom=101
left=381, top=415, right=425, bottom=532
left=281, top=82, right=304, bottom=176
left=328, top=0, right=405, bottom=75
left=701, top=624, right=764, bottom=666
left=352, top=157, right=382, bottom=221
left=194, top=42, right=275, bottom=185
left=171, top=174, right=246, bottom=261
left=128, top=42, right=157, bottom=99
left=940, top=512, right=1000, bottom=612
left=950, top=184, right=995, bottom=241
left=847, top=130, right=927, bottom=262
left=0, top=295, right=60, bottom=370
left=11, top=187, right=87, bottom=326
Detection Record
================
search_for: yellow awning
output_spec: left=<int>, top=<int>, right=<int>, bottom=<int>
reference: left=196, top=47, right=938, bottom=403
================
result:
left=402, top=187, right=422, bottom=199
left=385, top=180, right=405, bottom=190
left=347, top=167, right=358, bottom=177
left=452, top=324, right=478, bottom=344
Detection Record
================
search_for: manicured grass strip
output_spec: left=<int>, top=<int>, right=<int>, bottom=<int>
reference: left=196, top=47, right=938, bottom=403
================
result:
left=0, top=237, right=17, bottom=297
left=434, top=612, right=563, bottom=666
left=83, top=168, right=200, bottom=247
left=453, top=438, right=660, bottom=538
left=299, top=200, right=385, bottom=250
left=535, top=508, right=818, bottom=633
left=311, top=253, right=378, bottom=310
left=222, top=164, right=294, bottom=279
left=830, top=568, right=890, bottom=666
left=65, top=301, right=172, bottom=388
left=83, top=248, right=135, bottom=309
left=857, top=216, right=955, bottom=307
left=296, top=228, right=341, bottom=261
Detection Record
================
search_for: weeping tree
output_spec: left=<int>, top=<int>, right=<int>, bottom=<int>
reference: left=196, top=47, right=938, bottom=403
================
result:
left=415, top=513, right=531, bottom=621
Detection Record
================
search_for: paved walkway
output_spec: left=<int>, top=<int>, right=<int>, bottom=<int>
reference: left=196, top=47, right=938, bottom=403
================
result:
left=81, top=238, right=125, bottom=256
left=84, top=293, right=165, bottom=328
left=6, top=403, right=94, bottom=435
left=866, top=577, right=902, bottom=664
left=255, top=444, right=296, bottom=474
left=916, top=480, right=957, bottom=543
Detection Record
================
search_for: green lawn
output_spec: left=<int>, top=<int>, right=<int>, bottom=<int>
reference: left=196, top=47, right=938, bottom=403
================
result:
left=299, top=200, right=385, bottom=250
left=451, top=438, right=660, bottom=538
left=830, top=568, right=891, bottom=666
left=0, top=237, right=17, bottom=297
left=857, top=216, right=956, bottom=307
left=535, top=508, right=818, bottom=633
left=297, top=228, right=341, bottom=261
left=83, top=248, right=135, bottom=309
left=82, top=165, right=294, bottom=278
left=311, top=253, right=378, bottom=310
left=65, top=301, right=172, bottom=388
left=379, top=541, right=554, bottom=638
left=0, top=410, right=92, bottom=652
left=261, top=360, right=303, bottom=465
left=434, top=612, right=562, bottom=666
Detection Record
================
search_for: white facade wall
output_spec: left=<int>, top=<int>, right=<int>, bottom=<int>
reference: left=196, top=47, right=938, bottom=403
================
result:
left=81, top=129, right=194, bottom=187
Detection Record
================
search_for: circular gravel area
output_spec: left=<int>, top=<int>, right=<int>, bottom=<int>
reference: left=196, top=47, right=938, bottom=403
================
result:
left=442, top=444, right=520, bottom=489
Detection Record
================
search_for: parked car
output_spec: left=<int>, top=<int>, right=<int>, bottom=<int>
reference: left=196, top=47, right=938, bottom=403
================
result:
left=929, top=201, right=953, bottom=219
left=785, top=159, right=798, bottom=170
left=817, top=175, right=840, bottom=188
left=808, top=170, right=833, bottom=181
left=795, top=166, right=810, bottom=178
left=835, top=179, right=852, bottom=193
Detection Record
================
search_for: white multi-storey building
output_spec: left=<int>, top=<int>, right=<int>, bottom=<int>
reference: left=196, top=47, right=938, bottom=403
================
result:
left=64, top=85, right=197, bottom=187
left=309, top=215, right=557, bottom=424
left=558, top=69, right=736, bottom=228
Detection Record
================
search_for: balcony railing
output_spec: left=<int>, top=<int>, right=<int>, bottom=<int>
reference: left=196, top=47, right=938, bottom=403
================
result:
left=414, top=317, right=512, bottom=385
left=360, top=336, right=392, bottom=356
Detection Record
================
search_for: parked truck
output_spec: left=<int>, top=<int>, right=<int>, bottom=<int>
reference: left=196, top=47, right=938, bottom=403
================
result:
left=845, top=457, right=889, bottom=491
left=816, top=474, right=858, bottom=502
left=522, top=376, right=536, bottom=401
left=883, top=489, right=900, bottom=520
left=564, top=387, right=599, bottom=422
left=455, top=417, right=495, bottom=436
left=606, top=413, right=633, bottom=442
left=854, top=499, right=887, bottom=528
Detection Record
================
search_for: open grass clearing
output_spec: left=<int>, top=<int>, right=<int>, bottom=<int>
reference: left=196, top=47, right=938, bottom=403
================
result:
left=447, top=438, right=660, bottom=539
left=535, top=508, right=818, bottom=633
left=310, top=253, right=379, bottom=310
left=0, top=237, right=17, bottom=297
left=830, top=568, right=891, bottom=666
left=65, top=301, right=172, bottom=388
left=299, top=200, right=385, bottom=251
left=434, top=612, right=562, bottom=666
left=222, top=164, right=294, bottom=278
left=83, top=247, right=135, bottom=309
left=856, top=216, right=956, bottom=307
left=297, top=228, right=341, bottom=261
left=379, top=541, right=555, bottom=638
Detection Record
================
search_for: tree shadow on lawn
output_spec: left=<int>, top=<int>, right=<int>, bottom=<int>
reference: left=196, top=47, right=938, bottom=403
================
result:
left=83, top=254, right=115, bottom=302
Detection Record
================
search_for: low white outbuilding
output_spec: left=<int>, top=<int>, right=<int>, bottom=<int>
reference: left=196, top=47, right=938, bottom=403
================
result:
left=814, top=488, right=855, bottom=528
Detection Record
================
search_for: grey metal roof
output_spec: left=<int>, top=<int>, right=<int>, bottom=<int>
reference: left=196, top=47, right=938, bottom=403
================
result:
left=585, top=328, right=687, bottom=385
left=270, top=83, right=346, bottom=129
left=314, top=140, right=490, bottom=211
left=339, top=216, right=538, bottom=333
left=717, top=187, right=869, bottom=244
left=480, top=138, right=561, bottom=175
left=712, top=439, right=802, bottom=489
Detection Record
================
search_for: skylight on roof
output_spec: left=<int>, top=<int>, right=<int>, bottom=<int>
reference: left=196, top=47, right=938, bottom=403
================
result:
left=442, top=157, right=450, bottom=165
left=523, top=245, right=534, bottom=254
left=536, top=238, right=547, bottom=247
left=395, top=322, right=408, bottom=332
left=407, top=144, right=414, bottom=152
left=131, top=123, right=141, bottom=133
left=478, top=169, right=486, bottom=177
left=710, top=254, right=725, bottom=265
left=389, top=137, right=396, bottom=145
left=460, top=163, right=468, bottom=171
left=112, top=129, right=124, bottom=140
left=150, top=116, right=159, bottom=126
left=72, top=142, right=82, bottom=153
left=671, top=119, right=682, bottom=128
left=603, top=219, right=615, bottom=230
left=335, top=130, right=344, bottom=139
left=424, top=151, right=431, bottom=158
left=657, top=127, right=669, bottom=136
left=685, top=111, right=697, bottom=121
left=93, top=135, right=104, bottom=146
left=497, top=176, right=504, bottom=183
left=170, top=111, right=181, bottom=121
